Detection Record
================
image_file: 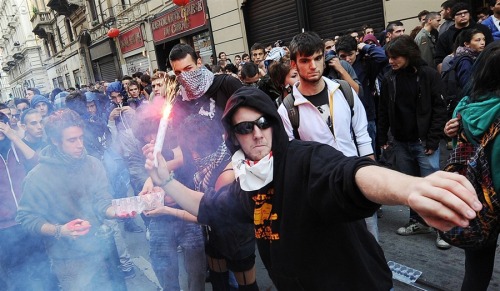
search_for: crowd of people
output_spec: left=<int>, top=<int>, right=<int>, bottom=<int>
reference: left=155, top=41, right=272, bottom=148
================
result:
left=0, top=0, right=499, bottom=290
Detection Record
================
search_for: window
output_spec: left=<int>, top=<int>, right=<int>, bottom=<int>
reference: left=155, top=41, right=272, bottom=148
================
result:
left=65, top=73, right=72, bottom=88
left=73, top=69, right=82, bottom=87
left=57, top=76, right=64, bottom=89
left=88, top=0, right=99, bottom=22
left=65, top=18, right=74, bottom=42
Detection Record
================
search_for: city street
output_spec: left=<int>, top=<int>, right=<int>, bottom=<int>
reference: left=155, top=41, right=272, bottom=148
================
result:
left=120, top=143, right=500, bottom=291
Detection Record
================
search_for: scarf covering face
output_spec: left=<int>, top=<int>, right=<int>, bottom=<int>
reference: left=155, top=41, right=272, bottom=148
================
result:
left=232, top=150, right=273, bottom=191
left=177, top=68, right=215, bottom=101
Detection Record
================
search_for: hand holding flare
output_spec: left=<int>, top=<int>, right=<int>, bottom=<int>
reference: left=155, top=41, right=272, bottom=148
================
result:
left=153, top=74, right=178, bottom=167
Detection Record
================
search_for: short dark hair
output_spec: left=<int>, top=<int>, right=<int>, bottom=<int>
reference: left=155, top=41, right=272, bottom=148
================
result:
left=122, top=75, right=133, bottom=81
left=489, top=0, right=498, bottom=7
left=386, top=21, right=404, bottom=33
left=441, top=0, right=457, bottom=9
left=250, top=43, right=266, bottom=53
left=128, top=80, right=140, bottom=89
left=288, top=31, right=324, bottom=61
left=27, top=87, right=40, bottom=95
left=65, top=91, right=88, bottom=116
left=425, top=12, right=441, bottom=22
left=456, top=29, right=484, bottom=48
left=132, top=72, right=144, bottom=78
left=385, top=35, right=421, bottom=67
left=335, top=35, right=358, bottom=53
left=218, top=52, right=226, bottom=58
left=240, top=62, right=259, bottom=80
left=242, top=53, right=249, bottom=60
left=44, top=109, right=84, bottom=144
left=14, top=98, right=30, bottom=108
left=169, top=43, right=198, bottom=63
left=0, top=103, right=8, bottom=110
left=140, top=74, right=151, bottom=84
left=417, top=10, right=430, bottom=20
left=20, top=108, right=40, bottom=124
left=225, top=63, right=238, bottom=74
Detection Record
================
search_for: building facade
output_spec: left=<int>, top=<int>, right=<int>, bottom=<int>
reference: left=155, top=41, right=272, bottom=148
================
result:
left=0, top=0, right=49, bottom=100
left=0, top=0, right=491, bottom=103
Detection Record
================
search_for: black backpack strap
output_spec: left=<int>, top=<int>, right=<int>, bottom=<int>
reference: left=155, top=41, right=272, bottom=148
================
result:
left=335, top=79, right=360, bottom=155
left=282, top=91, right=300, bottom=140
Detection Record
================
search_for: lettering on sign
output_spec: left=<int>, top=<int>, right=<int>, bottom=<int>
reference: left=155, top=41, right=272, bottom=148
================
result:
left=151, top=0, right=206, bottom=42
left=119, top=26, right=145, bottom=54
left=56, top=64, right=69, bottom=75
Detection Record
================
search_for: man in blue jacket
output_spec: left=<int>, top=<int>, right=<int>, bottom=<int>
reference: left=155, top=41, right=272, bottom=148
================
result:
left=481, top=0, right=500, bottom=41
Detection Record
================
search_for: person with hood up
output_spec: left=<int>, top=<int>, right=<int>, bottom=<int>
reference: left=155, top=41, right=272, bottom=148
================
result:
left=143, top=86, right=482, bottom=290
left=30, top=94, right=53, bottom=118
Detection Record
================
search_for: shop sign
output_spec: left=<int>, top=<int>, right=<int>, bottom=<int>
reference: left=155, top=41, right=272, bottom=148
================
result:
left=119, top=26, right=144, bottom=54
left=151, top=0, right=206, bottom=42
left=56, top=64, right=69, bottom=75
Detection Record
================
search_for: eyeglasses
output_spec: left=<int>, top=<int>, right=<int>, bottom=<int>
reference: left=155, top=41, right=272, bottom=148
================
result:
left=233, top=116, right=271, bottom=135
left=455, top=11, right=469, bottom=17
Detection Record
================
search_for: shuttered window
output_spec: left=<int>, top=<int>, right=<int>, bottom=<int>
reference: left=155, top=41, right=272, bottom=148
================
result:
left=99, top=56, right=119, bottom=82
left=307, top=0, right=385, bottom=38
left=242, top=0, right=301, bottom=48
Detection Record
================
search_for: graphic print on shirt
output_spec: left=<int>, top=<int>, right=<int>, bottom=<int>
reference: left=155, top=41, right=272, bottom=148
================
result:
left=316, top=104, right=332, bottom=129
left=253, top=187, right=279, bottom=240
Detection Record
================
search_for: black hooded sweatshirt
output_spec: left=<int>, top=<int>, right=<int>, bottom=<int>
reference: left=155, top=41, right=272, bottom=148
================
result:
left=197, top=87, right=392, bottom=290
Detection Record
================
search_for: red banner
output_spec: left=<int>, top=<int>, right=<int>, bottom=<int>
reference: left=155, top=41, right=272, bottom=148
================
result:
left=151, top=0, right=207, bottom=42
left=119, top=26, right=144, bottom=54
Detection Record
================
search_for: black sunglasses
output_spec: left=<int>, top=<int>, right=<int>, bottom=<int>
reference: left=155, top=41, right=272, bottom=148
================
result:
left=233, top=116, right=271, bottom=135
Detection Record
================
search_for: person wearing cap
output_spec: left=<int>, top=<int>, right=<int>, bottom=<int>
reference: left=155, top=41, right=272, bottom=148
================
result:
left=415, top=12, right=442, bottom=69
left=434, top=2, right=493, bottom=72
left=143, top=86, right=482, bottom=290
left=30, top=95, right=53, bottom=118
left=0, top=111, right=59, bottom=290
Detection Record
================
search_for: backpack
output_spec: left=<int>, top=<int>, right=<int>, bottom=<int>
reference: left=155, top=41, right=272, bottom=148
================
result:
left=282, top=79, right=358, bottom=152
left=441, top=55, right=470, bottom=118
left=438, top=117, right=500, bottom=250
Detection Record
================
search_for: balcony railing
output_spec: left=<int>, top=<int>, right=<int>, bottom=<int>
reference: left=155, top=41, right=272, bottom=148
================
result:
left=32, top=12, right=54, bottom=39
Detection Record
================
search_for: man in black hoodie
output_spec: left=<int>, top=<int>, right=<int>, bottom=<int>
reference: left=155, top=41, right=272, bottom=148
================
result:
left=144, top=86, right=482, bottom=290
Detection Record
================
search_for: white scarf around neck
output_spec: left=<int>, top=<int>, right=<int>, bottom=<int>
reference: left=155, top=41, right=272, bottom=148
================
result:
left=232, top=149, right=273, bottom=191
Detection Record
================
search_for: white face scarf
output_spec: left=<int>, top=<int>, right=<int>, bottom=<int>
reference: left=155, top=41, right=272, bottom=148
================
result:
left=177, top=68, right=215, bottom=101
left=231, top=149, right=273, bottom=191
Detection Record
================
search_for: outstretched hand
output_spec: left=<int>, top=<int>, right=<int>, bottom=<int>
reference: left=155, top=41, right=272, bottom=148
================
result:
left=406, top=171, right=482, bottom=231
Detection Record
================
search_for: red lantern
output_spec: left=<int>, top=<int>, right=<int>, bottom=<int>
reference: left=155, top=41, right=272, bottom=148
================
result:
left=172, top=0, right=189, bottom=6
left=107, top=28, right=120, bottom=38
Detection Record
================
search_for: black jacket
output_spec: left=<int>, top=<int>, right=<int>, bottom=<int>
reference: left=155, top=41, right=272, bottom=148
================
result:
left=434, top=22, right=493, bottom=65
left=378, top=63, right=447, bottom=150
left=199, top=87, right=393, bottom=290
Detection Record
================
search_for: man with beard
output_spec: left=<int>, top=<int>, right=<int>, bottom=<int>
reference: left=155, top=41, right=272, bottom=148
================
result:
left=140, top=43, right=242, bottom=291
left=276, top=31, right=378, bottom=240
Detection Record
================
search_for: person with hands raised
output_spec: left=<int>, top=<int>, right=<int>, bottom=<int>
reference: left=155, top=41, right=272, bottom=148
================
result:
left=144, top=87, right=481, bottom=290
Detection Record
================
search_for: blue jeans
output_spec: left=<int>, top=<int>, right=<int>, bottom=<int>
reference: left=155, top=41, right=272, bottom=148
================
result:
left=149, top=217, right=206, bottom=291
left=52, top=254, right=113, bottom=291
left=392, top=140, right=440, bottom=222
left=102, top=148, right=130, bottom=199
